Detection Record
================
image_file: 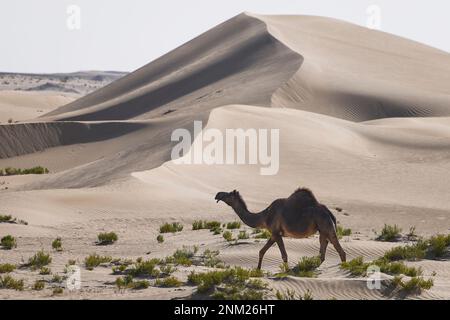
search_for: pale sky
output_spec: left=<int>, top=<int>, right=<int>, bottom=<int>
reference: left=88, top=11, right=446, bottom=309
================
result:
left=1, top=0, right=449, bottom=73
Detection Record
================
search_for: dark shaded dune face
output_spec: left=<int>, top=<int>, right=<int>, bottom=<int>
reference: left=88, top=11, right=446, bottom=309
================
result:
left=46, top=13, right=302, bottom=121
left=0, top=122, right=149, bottom=159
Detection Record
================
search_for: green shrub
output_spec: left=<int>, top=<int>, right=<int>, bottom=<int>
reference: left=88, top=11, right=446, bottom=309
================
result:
left=407, top=226, right=418, bottom=241
left=115, top=275, right=149, bottom=290
left=159, top=222, right=183, bottom=233
left=211, top=286, right=264, bottom=300
left=293, top=256, right=321, bottom=277
left=27, top=250, right=52, bottom=269
left=275, top=262, right=291, bottom=278
left=192, top=220, right=221, bottom=231
left=390, top=276, right=434, bottom=294
left=340, top=256, right=368, bottom=276
left=84, top=254, right=112, bottom=270
left=112, top=264, right=128, bottom=275
left=39, top=267, right=52, bottom=275
left=0, top=215, right=13, bottom=223
left=131, top=280, right=150, bottom=290
left=52, top=287, right=64, bottom=295
left=341, top=256, right=422, bottom=277
left=201, top=249, right=224, bottom=268
left=155, top=276, right=182, bottom=287
left=248, top=268, right=264, bottom=278
left=129, top=258, right=160, bottom=277
left=376, top=224, right=402, bottom=242
left=51, top=274, right=63, bottom=283
left=32, top=280, right=45, bottom=291
left=188, top=266, right=267, bottom=299
left=401, top=277, right=434, bottom=292
left=0, top=166, right=49, bottom=176
left=97, top=232, right=118, bottom=245
left=276, top=289, right=314, bottom=300
left=157, top=235, right=164, bottom=243
left=336, top=225, right=352, bottom=239
left=223, top=231, right=234, bottom=242
left=254, top=229, right=271, bottom=239
left=375, top=259, right=422, bottom=277
left=238, top=231, right=249, bottom=240
left=0, top=263, right=15, bottom=274
left=428, top=234, right=450, bottom=258
left=383, top=242, right=427, bottom=262
left=159, top=264, right=176, bottom=275
left=52, top=237, right=63, bottom=251
left=226, top=221, right=241, bottom=229
left=172, top=246, right=197, bottom=266
left=0, top=275, right=24, bottom=291
left=1, top=235, right=17, bottom=249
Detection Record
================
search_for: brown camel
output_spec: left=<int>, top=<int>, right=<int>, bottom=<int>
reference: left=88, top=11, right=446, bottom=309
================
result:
left=215, top=188, right=346, bottom=269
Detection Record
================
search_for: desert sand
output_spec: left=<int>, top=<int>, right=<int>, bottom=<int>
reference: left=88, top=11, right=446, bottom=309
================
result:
left=0, top=13, right=449, bottom=300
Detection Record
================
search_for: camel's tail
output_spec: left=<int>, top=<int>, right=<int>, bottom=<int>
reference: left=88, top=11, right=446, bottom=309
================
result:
left=324, top=206, right=337, bottom=232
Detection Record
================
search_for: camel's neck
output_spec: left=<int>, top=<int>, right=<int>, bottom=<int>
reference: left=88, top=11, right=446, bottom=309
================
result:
left=231, top=197, right=266, bottom=229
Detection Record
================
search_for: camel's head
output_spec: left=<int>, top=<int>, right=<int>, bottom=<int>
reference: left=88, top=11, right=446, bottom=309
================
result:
left=215, top=190, right=240, bottom=207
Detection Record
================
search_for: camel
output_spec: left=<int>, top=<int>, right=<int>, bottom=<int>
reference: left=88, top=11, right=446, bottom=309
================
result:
left=215, top=188, right=346, bottom=269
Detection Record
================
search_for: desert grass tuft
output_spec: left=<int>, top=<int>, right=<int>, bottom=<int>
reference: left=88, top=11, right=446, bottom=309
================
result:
left=159, top=222, right=183, bottom=233
left=32, top=280, right=45, bottom=291
left=1, top=235, right=17, bottom=250
left=254, top=229, right=271, bottom=239
left=97, top=232, right=118, bottom=245
left=155, top=276, right=182, bottom=287
left=336, top=225, right=352, bottom=239
left=115, top=275, right=150, bottom=290
left=192, top=220, right=221, bottom=231
left=222, top=231, right=234, bottom=242
left=84, top=254, right=112, bottom=270
left=0, top=215, right=13, bottom=223
left=376, top=224, right=402, bottom=242
left=0, top=275, right=24, bottom=291
left=276, top=289, right=313, bottom=300
left=188, top=266, right=268, bottom=299
left=0, top=166, right=49, bottom=176
left=226, top=221, right=241, bottom=230
left=238, top=230, right=249, bottom=240
left=292, top=256, right=321, bottom=277
left=27, top=250, right=52, bottom=269
left=129, top=258, right=161, bottom=277
left=52, top=237, right=63, bottom=251
left=0, top=263, right=15, bottom=274
left=39, top=267, right=52, bottom=275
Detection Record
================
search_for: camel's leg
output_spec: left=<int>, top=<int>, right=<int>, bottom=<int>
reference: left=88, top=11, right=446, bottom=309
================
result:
left=329, top=233, right=346, bottom=262
left=257, top=238, right=275, bottom=270
left=275, top=237, right=288, bottom=264
left=319, top=233, right=329, bottom=263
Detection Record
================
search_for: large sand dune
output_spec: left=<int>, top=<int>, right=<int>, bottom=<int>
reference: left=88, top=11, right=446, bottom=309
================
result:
left=1, top=13, right=450, bottom=300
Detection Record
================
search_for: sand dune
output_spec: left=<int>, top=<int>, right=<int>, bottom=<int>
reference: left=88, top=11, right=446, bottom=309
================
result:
left=1, top=13, right=450, bottom=300
left=44, top=14, right=301, bottom=121
left=1, top=13, right=449, bottom=188
left=0, top=91, right=76, bottom=123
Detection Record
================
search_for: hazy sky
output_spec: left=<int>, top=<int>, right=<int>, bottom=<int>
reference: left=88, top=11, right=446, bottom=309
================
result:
left=1, top=0, right=449, bottom=73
